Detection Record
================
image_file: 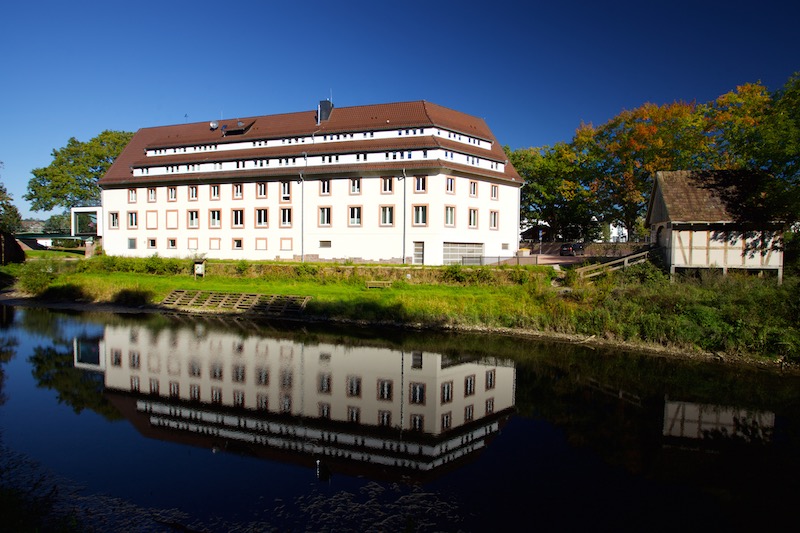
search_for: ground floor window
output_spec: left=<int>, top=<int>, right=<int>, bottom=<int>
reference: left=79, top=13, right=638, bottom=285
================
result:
left=443, top=242, right=484, bottom=265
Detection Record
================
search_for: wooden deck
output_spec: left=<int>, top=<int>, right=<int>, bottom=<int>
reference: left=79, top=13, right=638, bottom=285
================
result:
left=160, top=290, right=310, bottom=316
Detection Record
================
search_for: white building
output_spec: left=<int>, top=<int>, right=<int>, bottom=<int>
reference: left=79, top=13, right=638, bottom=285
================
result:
left=97, top=100, right=522, bottom=265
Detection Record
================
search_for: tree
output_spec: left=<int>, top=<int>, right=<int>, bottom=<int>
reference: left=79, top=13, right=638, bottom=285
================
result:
left=43, top=213, right=70, bottom=234
left=0, top=162, right=23, bottom=233
left=24, top=130, right=133, bottom=212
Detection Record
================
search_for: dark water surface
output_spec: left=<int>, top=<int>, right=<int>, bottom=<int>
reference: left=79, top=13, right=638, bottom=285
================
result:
left=0, top=305, right=798, bottom=532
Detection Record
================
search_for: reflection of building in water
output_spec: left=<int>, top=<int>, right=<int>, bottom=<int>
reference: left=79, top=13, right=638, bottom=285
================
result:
left=89, top=322, right=514, bottom=479
left=663, top=399, right=775, bottom=444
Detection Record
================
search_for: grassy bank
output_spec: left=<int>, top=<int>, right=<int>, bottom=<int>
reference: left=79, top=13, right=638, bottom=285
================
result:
left=2, top=255, right=798, bottom=363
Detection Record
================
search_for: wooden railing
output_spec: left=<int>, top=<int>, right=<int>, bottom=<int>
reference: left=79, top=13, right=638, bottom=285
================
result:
left=575, top=248, right=653, bottom=280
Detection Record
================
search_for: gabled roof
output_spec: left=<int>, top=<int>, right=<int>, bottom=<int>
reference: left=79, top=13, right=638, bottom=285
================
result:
left=648, top=170, right=733, bottom=224
left=100, top=100, right=520, bottom=187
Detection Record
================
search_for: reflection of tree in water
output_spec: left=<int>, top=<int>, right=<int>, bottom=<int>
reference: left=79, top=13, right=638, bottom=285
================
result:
left=0, top=306, right=17, bottom=406
left=28, top=346, right=121, bottom=421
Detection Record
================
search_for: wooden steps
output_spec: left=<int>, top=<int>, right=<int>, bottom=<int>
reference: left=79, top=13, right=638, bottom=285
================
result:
left=160, top=290, right=310, bottom=316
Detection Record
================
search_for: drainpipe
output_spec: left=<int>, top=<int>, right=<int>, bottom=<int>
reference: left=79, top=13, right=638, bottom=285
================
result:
left=299, top=152, right=307, bottom=263
left=401, top=169, right=407, bottom=264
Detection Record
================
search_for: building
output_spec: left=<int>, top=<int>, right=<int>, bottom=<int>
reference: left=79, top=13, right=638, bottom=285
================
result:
left=646, top=170, right=784, bottom=282
left=97, top=100, right=522, bottom=265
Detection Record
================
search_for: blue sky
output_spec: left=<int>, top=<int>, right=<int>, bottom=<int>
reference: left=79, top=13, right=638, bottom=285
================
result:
left=1, top=0, right=798, bottom=219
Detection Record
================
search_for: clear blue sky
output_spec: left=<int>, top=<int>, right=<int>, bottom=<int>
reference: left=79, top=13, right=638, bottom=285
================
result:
left=1, top=0, right=798, bottom=219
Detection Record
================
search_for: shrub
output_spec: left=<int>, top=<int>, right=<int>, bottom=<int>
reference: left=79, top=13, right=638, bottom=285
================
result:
left=17, top=260, right=60, bottom=295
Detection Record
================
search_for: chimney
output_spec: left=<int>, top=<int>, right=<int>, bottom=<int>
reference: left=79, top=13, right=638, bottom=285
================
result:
left=317, top=100, right=334, bottom=125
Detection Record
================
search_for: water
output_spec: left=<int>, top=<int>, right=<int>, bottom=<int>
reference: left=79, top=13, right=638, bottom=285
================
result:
left=0, top=305, right=798, bottom=532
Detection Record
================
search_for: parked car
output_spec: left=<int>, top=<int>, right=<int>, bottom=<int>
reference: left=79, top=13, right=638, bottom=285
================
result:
left=559, top=243, right=585, bottom=256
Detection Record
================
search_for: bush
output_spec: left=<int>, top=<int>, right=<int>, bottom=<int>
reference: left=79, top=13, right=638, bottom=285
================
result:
left=17, top=260, right=60, bottom=295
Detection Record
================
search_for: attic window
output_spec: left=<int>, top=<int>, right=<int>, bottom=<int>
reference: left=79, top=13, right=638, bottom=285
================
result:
left=221, top=120, right=254, bottom=136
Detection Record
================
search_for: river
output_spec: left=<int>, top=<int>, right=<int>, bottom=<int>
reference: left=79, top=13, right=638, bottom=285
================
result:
left=0, top=305, right=797, bottom=532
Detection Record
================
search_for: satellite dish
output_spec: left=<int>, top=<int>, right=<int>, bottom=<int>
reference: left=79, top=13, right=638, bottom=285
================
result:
left=237, top=120, right=244, bottom=127
left=210, top=121, right=218, bottom=130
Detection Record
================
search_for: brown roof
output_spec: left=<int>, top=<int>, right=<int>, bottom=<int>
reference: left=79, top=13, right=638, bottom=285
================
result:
left=651, top=170, right=734, bottom=223
left=100, top=100, right=520, bottom=187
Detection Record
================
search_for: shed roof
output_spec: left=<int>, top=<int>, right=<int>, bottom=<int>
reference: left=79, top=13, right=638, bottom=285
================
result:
left=650, top=170, right=733, bottom=224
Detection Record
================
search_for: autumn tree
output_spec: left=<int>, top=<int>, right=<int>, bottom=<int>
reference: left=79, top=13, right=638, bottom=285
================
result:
left=24, top=130, right=133, bottom=212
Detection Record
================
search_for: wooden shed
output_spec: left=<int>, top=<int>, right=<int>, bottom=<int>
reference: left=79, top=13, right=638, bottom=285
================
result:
left=646, top=170, right=784, bottom=283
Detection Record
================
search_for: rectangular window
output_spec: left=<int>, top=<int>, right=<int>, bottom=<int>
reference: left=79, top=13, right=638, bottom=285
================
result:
left=256, top=208, right=268, bottom=227
left=258, top=394, right=269, bottom=411
left=232, top=209, right=244, bottom=228
left=445, top=206, right=455, bottom=227
left=211, top=363, right=223, bottom=380
left=319, top=207, right=331, bottom=226
left=410, top=414, right=424, bottom=431
left=167, top=238, right=176, bottom=249
left=378, top=410, right=392, bottom=427
left=127, top=211, right=138, bottom=228
left=350, top=178, right=361, bottom=194
left=486, top=398, right=495, bottom=415
left=319, top=402, right=331, bottom=418
left=465, top=404, right=474, bottom=422
left=465, top=375, right=476, bottom=396
left=442, top=412, right=452, bottom=430
left=446, top=177, right=455, bottom=193
left=257, top=182, right=267, bottom=198
left=210, top=209, right=221, bottom=228
left=486, top=369, right=496, bottom=390
left=411, top=351, right=423, bottom=369
left=410, top=382, right=426, bottom=404
left=281, top=181, right=291, bottom=201
left=318, top=373, right=332, bottom=394
left=168, top=187, right=177, bottom=201
left=169, top=381, right=180, bottom=398
left=256, top=367, right=269, bottom=386
left=189, top=186, right=198, bottom=200
left=319, top=240, right=331, bottom=248
left=188, top=210, right=199, bottom=228
left=378, top=379, right=393, bottom=401
left=441, top=381, right=453, bottom=404
left=128, top=189, right=137, bottom=202
left=348, top=406, right=360, bottom=423
left=232, top=238, right=243, bottom=250
left=211, top=387, right=222, bottom=404
left=320, top=179, right=330, bottom=195
left=233, top=183, right=243, bottom=199
left=381, top=177, right=393, bottom=193
left=232, top=365, right=246, bottom=383
left=469, top=208, right=478, bottom=228
left=127, top=238, right=136, bottom=249
left=349, top=206, right=362, bottom=226
left=380, top=205, right=394, bottom=226
left=413, top=205, right=427, bottom=226
left=469, top=181, right=478, bottom=197
left=149, top=378, right=159, bottom=395
left=190, top=384, right=200, bottom=401
left=491, top=184, right=499, bottom=199
left=147, top=238, right=156, bottom=249
left=414, top=175, right=427, bottom=192
left=347, top=376, right=362, bottom=397
left=490, top=211, right=499, bottom=230
left=109, top=212, right=119, bottom=229
left=210, top=184, right=220, bottom=200
left=280, top=208, right=292, bottom=227
left=148, top=188, right=156, bottom=202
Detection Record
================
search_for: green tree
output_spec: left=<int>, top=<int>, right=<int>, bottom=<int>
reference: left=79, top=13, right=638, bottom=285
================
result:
left=43, top=213, right=70, bottom=234
left=0, top=163, right=23, bottom=233
left=24, top=130, right=133, bottom=212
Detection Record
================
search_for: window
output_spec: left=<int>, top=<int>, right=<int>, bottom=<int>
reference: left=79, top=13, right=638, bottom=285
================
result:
left=468, top=209, right=478, bottom=228
left=410, top=382, right=426, bottom=404
left=128, top=238, right=137, bottom=249
left=350, top=178, right=361, bottom=194
left=318, top=373, right=332, bottom=394
left=189, top=361, right=201, bottom=377
left=109, top=212, right=119, bottom=229
left=257, top=182, right=267, bottom=198
left=490, top=211, right=499, bottom=230
left=232, top=365, right=246, bottom=383
left=441, top=381, right=453, bottom=404
left=378, top=410, right=392, bottom=427
left=232, top=209, right=244, bottom=227
left=129, top=351, right=140, bottom=369
left=410, top=414, right=424, bottom=432
left=320, top=179, right=330, bottom=195
left=469, top=181, right=478, bottom=197
left=256, top=208, right=268, bottom=227
left=347, top=376, right=361, bottom=397
left=147, top=238, right=156, bottom=249
left=190, top=384, right=200, bottom=401
left=445, top=206, right=455, bottom=227
left=486, top=369, right=496, bottom=390
left=188, top=210, right=199, bottom=228
left=256, top=367, right=269, bottom=386
left=211, top=387, right=222, bottom=404
left=381, top=177, right=393, bottom=193
left=233, top=391, right=245, bottom=407
left=189, top=186, right=198, bottom=200
left=280, top=394, right=291, bottom=413
left=280, top=208, right=292, bottom=227
left=127, top=212, right=138, bottom=228
left=411, top=351, right=423, bottom=369
left=148, top=188, right=156, bottom=202
left=491, top=184, right=499, bottom=199
left=319, top=207, right=331, bottom=226
left=211, top=363, right=223, bottom=381
left=167, top=238, right=177, bottom=249
left=413, top=205, right=427, bottom=226
left=210, top=184, right=220, bottom=199
left=149, top=378, right=159, bottom=395
left=465, top=375, right=476, bottom=396
left=111, top=349, right=122, bottom=367
left=128, top=189, right=137, bottom=202
left=378, top=379, right=393, bottom=401
left=210, top=209, right=221, bottom=228
left=168, top=187, right=177, bottom=201
left=414, top=175, right=427, bottom=192
left=349, top=206, right=362, bottom=226
left=233, top=183, right=243, bottom=199
left=347, top=406, right=360, bottom=423
left=465, top=404, right=474, bottom=422
left=281, top=181, right=291, bottom=201
left=169, top=381, right=180, bottom=398
left=232, top=238, right=243, bottom=250
left=442, top=412, right=452, bottom=430
left=257, top=394, right=268, bottom=411
left=486, top=398, right=495, bottom=414
left=319, top=240, right=331, bottom=248
left=319, top=402, right=331, bottom=418
left=380, top=206, right=394, bottom=226
left=446, top=177, right=455, bottom=193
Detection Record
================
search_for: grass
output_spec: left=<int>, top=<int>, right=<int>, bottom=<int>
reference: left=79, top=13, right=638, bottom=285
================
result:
left=1, top=253, right=798, bottom=362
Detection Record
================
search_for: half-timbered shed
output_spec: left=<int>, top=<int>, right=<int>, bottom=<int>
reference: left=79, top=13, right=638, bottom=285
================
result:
left=646, top=170, right=784, bottom=283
